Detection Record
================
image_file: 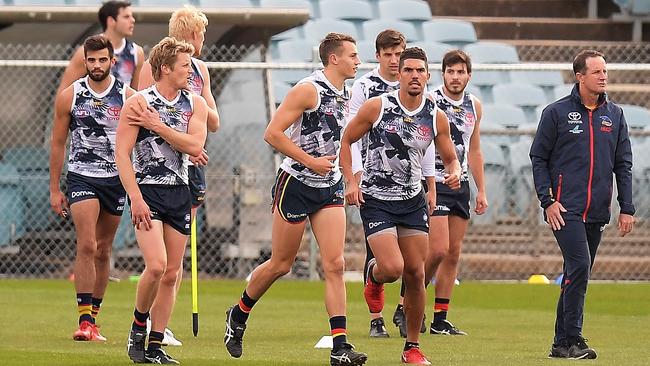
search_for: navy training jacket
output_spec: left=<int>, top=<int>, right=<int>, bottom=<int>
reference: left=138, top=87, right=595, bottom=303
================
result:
left=529, top=84, right=635, bottom=223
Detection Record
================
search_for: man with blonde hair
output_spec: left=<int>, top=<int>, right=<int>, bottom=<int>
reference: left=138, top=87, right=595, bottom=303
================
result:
left=139, top=5, right=220, bottom=347
left=117, top=37, right=208, bottom=364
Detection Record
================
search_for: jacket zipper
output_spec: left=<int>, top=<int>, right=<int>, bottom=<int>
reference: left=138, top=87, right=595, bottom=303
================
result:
left=583, top=110, right=595, bottom=222
left=556, top=173, right=563, bottom=202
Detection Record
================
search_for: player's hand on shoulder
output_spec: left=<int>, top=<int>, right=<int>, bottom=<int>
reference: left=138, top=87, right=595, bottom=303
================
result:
left=126, top=96, right=161, bottom=131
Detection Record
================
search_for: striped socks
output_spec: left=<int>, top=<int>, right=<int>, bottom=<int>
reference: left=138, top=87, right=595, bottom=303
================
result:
left=330, top=316, right=347, bottom=350
left=132, top=309, right=149, bottom=332
left=91, top=297, right=102, bottom=324
left=232, top=290, right=257, bottom=324
left=76, top=293, right=93, bottom=324
left=433, top=297, right=450, bottom=324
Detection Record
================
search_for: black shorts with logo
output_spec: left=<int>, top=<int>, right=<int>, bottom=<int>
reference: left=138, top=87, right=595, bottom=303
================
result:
left=359, top=192, right=429, bottom=238
left=270, top=169, right=344, bottom=223
left=423, top=180, right=471, bottom=220
left=66, top=172, right=126, bottom=216
left=137, top=184, right=192, bottom=235
left=188, top=165, right=206, bottom=208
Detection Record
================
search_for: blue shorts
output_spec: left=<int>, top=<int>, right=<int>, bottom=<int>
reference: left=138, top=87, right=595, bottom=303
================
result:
left=271, top=169, right=344, bottom=223
left=424, top=180, right=471, bottom=220
left=359, top=192, right=429, bottom=238
left=66, top=172, right=126, bottom=216
left=188, top=165, right=206, bottom=208
left=137, top=185, right=191, bottom=235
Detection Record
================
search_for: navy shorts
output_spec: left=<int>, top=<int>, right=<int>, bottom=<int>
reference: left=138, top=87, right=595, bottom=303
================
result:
left=423, top=180, right=471, bottom=220
left=66, top=172, right=126, bottom=216
left=359, top=192, right=429, bottom=238
left=271, top=169, right=344, bottom=223
left=188, top=165, right=206, bottom=208
left=137, top=185, right=191, bottom=235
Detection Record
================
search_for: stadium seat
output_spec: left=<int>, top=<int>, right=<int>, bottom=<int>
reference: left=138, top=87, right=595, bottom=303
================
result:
left=472, top=141, right=507, bottom=224
left=270, top=27, right=303, bottom=42
left=409, top=41, right=453, bottom=63
left=363, top=19, right=419, bottom=42
left=9, top=0, right=67, bottom=5
left=271, top=69, right=312, bottom=85
left=356, top=40, right=377, bottom=62
left=196, top=0, right=253, bottom=7
left=493, top=83, right=546, bottom=123
left=481, top=104, right=528, bottom=128
left=0, top=163, right=24, bottom=247
left=138, top=0, right=189, bottom=6
left=464, top=42, right=520, bottom=64
left=466, top=85, right=483, bottom=101
left=509, top=70, right=565, bottom=102
left=304, top=19, right=358, bottom=41
left=507, top=139, right=536, bottom=218
left=272, top=81, right=292, bottom=105
left=260, top=0, right=314, bottom=16
left=620, top=103, right=650, bottom=129
left=378, top=0, right=432, bottom=21
left=468, top=71, right=509, bottom=103
left=275, top=39, right=318, bottom=61
left=319, top=0, right=373, bottom=23
left=426, top=72, right=442, bottom=89
left=553, top=83, right=574, bottom=101
left=421, top=19, right=477, bottom=47
left=631, top=0, right=650, bottom=14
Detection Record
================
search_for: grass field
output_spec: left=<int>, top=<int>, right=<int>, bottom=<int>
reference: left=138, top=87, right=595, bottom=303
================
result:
left=0, top=279, right=648, bottom=365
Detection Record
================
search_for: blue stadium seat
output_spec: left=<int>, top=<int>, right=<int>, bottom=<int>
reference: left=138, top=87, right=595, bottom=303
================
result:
left=304, top=19, right=358, bottom=41
left=553, top=83, right=574, bottom=101
left=260, top=0, right=313, bottom=16
left=356, top=40, right=377, bottom=62
left=276, top=39, right=318, bottom=61
left=493, top=83, right=546, bottom=123
left=363, top=19, right=419, bottom=42
left=319, top=0, right=373, bottom=22
left=426, top=72, right=442, bottom=89
left=468, top=71, right=509, bottom=103
left=507, top=139, right=536, bottom=217
left=271, top=69, right=312, bottom=85
left=466, top=85, right=483, bottom=102
left=9, top=0, right=68, bottom=5
left=472, top=141, right=507, bottom=224
left=464, top=42, right=520, bottom=63
left=421, top=19, right=477, bottom=47
left=620, top=103, right=650, bottom=129
left=378, top=0, right=432, bottom=21
left=273, top=81, right=292, bottom=105
left=509, top=70, right=565, bottom=102
left=196, top=0, right=253, bottom=7
left=409, top=41, right=453, bottom=63
left=481, top=104, right=527, bottom=128
left=0, top=163, right=24, bottom=247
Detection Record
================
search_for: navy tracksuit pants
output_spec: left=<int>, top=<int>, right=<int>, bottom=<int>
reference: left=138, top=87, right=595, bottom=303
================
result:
left=552, top=220, right=605, bottom=344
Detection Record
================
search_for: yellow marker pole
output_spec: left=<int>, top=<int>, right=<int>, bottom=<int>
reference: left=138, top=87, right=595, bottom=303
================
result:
left=191, top=217, right=199, bottom=336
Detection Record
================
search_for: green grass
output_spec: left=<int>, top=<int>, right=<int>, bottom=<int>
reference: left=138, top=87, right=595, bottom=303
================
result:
left=0, top=279, right=649, bottom=365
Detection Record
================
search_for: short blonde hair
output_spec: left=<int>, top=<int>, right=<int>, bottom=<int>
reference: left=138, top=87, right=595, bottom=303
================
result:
left=149, top=37, right=195, bottom=81
left=169, top=5, right=208, bottom=41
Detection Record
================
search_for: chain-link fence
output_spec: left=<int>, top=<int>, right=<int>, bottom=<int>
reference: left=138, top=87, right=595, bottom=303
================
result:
left=1, top=43, right=649, bottom=281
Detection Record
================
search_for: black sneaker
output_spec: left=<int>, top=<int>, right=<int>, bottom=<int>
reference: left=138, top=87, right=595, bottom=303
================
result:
left=145, top=348, right=180, bottom=364
left=224, top=305, right=247, bottom=358
left=567, top=337, right=597, bottom=360
left=548, top=343, right=569, bottom=358
left=330, top=342, right=368, bottom=365
left=392, top=306, right=407, bottom=338
left=392, top=306, right=426, bottom=338
left=127, top=329, right=148, bottom=363
left=369, top=318, right=389, bottom=338
left=430, top=319, right=468, bottom=335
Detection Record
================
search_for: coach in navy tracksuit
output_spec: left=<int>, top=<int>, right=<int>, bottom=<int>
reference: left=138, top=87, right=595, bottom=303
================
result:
left=530, top=50, right=635, bottom=360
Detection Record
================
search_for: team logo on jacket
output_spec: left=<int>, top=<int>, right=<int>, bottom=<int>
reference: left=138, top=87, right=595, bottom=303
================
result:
left=569, top=125, right=583, bottom=134
left=600, top=115, right=613, bottom=132
left=568, top=111, right=582, bottom=124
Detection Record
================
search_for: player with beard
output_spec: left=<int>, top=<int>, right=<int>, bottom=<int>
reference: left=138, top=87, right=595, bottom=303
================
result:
left=50, top=35, right=136, bottom=342
left=341, top=47, right=461, bottom=365
left=420, top=50, right=487, bottom=336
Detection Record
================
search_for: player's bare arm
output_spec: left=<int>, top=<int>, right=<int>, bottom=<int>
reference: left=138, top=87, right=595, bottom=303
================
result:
left=468, top=96, right=487, bottom=214
left=434, top=109, right=461, bottom=190
left=340, top=97, right=382, bottom=206
left=115, top=95, right=151, bottom=231
left=136, top=60, right=154, bottom=91
left=198, top=59, right=220, bottom=132
left=263, top=82, right=334, bottom=175
left=130, top=45, right=145, bottom=90
left=49, top=85, right=74, bottom=217
left=425, top=175, right=437, bottom=215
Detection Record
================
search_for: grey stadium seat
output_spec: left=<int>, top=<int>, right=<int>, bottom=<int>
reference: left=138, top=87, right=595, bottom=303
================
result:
left=620, top=103, right=650, bottom=129
left=304, top=19, right=358, bottom=41
left=472, top=141, right=507, bottom=224
left=464, top=42, right=519, bottom=63
left=260, top=0, right=314, bottom=17
left=409, top=41, right=454, bottom=63
left=319, top=0, right=373, bottom=23
left=378, top=0, right=432, bottom=21
left=356, top=40, right=377, bottom=62
left=493, top=83, right=546, bottom=123
left=195, top=0, right=253, bottom=7
left=481, top=104, right=528, bottom=128
left=421, top=19, right=477, bottom=47
left=363, top=19, right=419, bottom=42
left=553, top=83, right=574, bottom=101
left=509, top=70, right=565, bottom=102
left=276, top=39, right=318, bottom=62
